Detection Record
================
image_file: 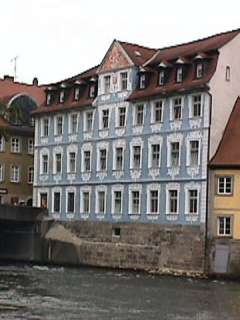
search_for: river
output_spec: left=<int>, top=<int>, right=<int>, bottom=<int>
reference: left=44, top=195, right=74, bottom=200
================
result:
left=0, top=264, right=239, bottom=320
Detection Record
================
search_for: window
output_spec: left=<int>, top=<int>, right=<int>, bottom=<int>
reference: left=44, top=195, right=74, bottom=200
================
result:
left=120, top=72, right=128, bottom=90
left=46, top=93, right=52, bottom=105
left=169, top=190, right=178, bottom=214
left=28, top=167, right=34, bottom=184
left=192, top=95, right=202, bottom=118
left=56, top=116, right=63, bottom=135
left=42, top=118, right=49, bottom=137
left=42, top=154, right=48, bottom=174
left=28, top=138, right=34, bottom=154
left=150, top=190, right=159, bottom=214
left=113, top=191, right=122, bottom=214
left=99, top=149, right=107, bottom=171
left=132, top=191, right=140, bottom=214
left=159, top=70, right=165, bottom=86
left=10, top=165, right=20, bottom=183
left=89, top=84, right=95, bottom=98
left=151, top=144, right=160, bottom=168
left=55, top=153, right=62, bottom=174
left=83, top=150, right=91, bottom=172
left=0, top=136, right=5, bottom=152
left=153, top=101, right=163, bottom=123
left=115, top=147, right=123, bottom=171
left=83, top=192, right=90, bottom=214
left=189, top=140, right=199, bottom=167
left=133, top=145, right=141, bottom=170
left=189, top=190, right=198, bottom=214
left=98, top=191, right=105, bottom=214
left=225, top=66, right=231, bottom=82
left=68, top=152, right=76, bottom=173
left=173, top=98, right=182, bottom=120
left=53, top=192, right=61, bottom=213
left=84, top=111, right=93, bottom=132
left=171, top=142, right=180, bottom=167
left=102, top=109, right=109, bottom=129
left=139, top=74, right=146, bottom=89
left=196, top=63, right=203, bottom=79
left=74, top=87, right=80, bottom=100
left=59, top=90, right=65, bottom=103
left=217, top=176, right=232, bottom=195
left=67, top=192, right=75, bottom=213
left=11, top=137, right=20, bottom=153
left=218, top=216, right=231, bottom=236
left=104, top=75, right=111, bottom=93
left=176, top=67, right=183, bottom=83
left=113, top=227, right=121, bottom=237
left=135, top=104, right=144, bottom=126
left=118, top=107, right=126, bottom=127
left=69, top=114, right=78, bottom=134
left=0, top=164, right=4, bottom=182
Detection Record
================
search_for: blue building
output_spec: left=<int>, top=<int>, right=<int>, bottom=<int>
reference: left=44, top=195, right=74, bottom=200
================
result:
left=32, top=30, right=240, bottom=229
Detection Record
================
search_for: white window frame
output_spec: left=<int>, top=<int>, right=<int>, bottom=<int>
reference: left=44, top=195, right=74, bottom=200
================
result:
left=27, top=166, right=34, bottom=184
left=147, top=184, right=161, bottom=215
left=120, top=71, right=128, bottom=91
left=117, top=106, right=126, bottom=128
left=41, top=117, right=49, bottom=137
left=196, top=63, right=203, bottom=79
left=139, top=74, right=146, bottom=89
left=0, top=136, right=5, bottom=152
left=104, top=75, right=111, bottom=94
left=189, top=94, right=203, bottom=118
left=97, top=142, right=109, bottom=172
left=217, top=216, right=232, bottom=236
left=167, top=134, right=183, bottom=168
left=28, top=138, right=34, bottom=155
left=54, top=115, right=64, bottom=136
left=59, top=90, right=65, bottom=103
left=11, top=137, right=21, bottom=153
left=176, top=67, right=183, bottom=83
left=95, top=185, right=107, bottom=215
left=0, top=164, right=4, bottom=182
left=184, top=183, right=201, bottom=215
left=80, top=186, right=92, bottom=214
left=100, top=108, right=110, bottom=130
left=53, top=147, right=63, bottom=175
left=68, top=112, right=79, bottom=135
left=81, top=143, right=92, bottom=173
left=148, top=136, right=162, bottom=169
left=128, top=184, right=142, bottom=215
left=186, top=138, right=201, bottom=167
left=133, top=104, right=145, bottom=127
left=113, top=140, right=126, bottom=171
left=67, top=151, right=76, bottom=173
left=170, top=96, right=183, bottom=121
left=74, top=87, right=80, bottom=100
left=40, top=149, right=49, bottom=175
left=130, top=143, right=143, bottom=170
left=166, top=183, right=180, bottom=215
left=217, top=176, right=233, bottom=195
left=84, top=110, right=94, bottom=132
left=111, top=185, right=124, bottom=215
left=10, top=165, right=20, bottom=183
left=52, top=188, right=62, bottom=214
left=66, top=187, right=76, bottom=214
left=151, top=100, right=164, bottom=124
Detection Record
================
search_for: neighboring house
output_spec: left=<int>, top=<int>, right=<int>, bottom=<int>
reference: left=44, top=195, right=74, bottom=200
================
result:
left=32, top=29, right=240, bottom=230
left=208, top=97, right=240, bottom=275
left=0, top=75, right=45, bottom=205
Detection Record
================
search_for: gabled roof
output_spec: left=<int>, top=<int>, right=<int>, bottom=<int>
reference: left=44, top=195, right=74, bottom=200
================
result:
left=210, top=97, right=240, bottom=168
left=145, top=29, right=240, bottom=66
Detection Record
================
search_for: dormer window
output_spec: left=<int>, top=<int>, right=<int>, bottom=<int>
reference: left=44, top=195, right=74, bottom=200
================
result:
left=59, top=90, right=65, bottom=103
left=176, top=67, right=183, bottom=83
left=104, top=75, right=111, bottom=94
left=158, top=70, right=165, bottom=86
left=89, top=84, right=95, bottom=98
left=196, top=63, right=203, bottom=79
left=226, top=66, right=231, bottom=82
left=74, top=87, right=80, bottom=101
left=139, top=74, right=146, bottom=89
left=46, top=93, right=52, bottom=105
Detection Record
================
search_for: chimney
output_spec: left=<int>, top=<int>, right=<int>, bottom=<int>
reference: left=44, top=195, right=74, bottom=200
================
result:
left=4, top=75, right=14, bottom=82
left=32, top=77, right=39, bottom=86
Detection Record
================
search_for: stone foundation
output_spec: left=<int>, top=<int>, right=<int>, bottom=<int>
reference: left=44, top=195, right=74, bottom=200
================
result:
left=44, top=221, right=205, bottom=276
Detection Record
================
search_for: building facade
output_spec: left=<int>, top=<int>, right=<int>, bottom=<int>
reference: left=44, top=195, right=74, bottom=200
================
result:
left=33, top=30, right=240, bottom=231
left=0, top=76, right=45, bottom=205
left=208, top=97, right=240, bottom=275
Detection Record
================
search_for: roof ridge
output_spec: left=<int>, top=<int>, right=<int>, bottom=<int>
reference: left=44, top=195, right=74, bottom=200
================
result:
left=157, top=28, right=240, bottom=52
left=0, top=78, right=46, bottom=88
left=118, top=40, right=158, bottom=52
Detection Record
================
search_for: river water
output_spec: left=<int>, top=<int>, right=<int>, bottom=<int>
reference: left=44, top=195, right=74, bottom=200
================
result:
left=0, top=264, right=240, bottom=320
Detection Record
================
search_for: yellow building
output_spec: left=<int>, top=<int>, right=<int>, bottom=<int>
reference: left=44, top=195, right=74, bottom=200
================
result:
left=208, top=97, right=240, bottom=275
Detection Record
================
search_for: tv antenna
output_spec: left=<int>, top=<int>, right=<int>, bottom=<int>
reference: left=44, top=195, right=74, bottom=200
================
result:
left=10, top=55, right=19, bottom=80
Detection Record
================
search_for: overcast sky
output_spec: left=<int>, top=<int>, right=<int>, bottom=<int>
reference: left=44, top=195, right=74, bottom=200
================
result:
left=0, top=0, right=239, bottom=85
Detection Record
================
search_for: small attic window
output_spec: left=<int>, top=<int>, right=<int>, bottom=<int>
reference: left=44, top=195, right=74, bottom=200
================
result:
left=135, top=50, right=141, bottom=57
left=46, top=93, right=52, bottom=105
left=196, top=63, right=203, bottom=79
left=89, top=84, right=95, bottom=98
left=59, top=90, right=65, bottom=103
left=176, top=67, right=183, bottom=83
left=225, top=66, right=231, bottom=82
left=139, top=74, right=146, bottom=89
left=74, top=87, right=80, bottom=100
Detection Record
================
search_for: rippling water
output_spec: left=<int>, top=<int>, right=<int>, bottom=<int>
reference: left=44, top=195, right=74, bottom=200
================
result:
left=0, top=264, right=240, bottom=320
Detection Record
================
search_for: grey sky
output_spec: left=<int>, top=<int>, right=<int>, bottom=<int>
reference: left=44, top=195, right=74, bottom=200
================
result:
left=0, top=0, right=239, bottom=84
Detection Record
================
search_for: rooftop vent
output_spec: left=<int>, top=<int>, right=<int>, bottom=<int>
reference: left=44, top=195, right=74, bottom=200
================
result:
left=135, top=50, right=141, bottom=57
left=4, top=75, right=14, bottom=82
left=32, top=77, right=38, bottom=86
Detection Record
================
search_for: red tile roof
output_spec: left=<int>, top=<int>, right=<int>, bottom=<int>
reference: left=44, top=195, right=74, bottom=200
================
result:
left=210, top=97, right=240, bottom=168
left=0, top=77, right=46, bottom=106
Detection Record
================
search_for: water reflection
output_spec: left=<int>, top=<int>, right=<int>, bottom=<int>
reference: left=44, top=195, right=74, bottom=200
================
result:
left=0, top=264, right=239, bottom=320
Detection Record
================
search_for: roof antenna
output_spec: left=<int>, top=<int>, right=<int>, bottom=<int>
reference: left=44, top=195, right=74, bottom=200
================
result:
left=10, top=55, right=18, bottom=80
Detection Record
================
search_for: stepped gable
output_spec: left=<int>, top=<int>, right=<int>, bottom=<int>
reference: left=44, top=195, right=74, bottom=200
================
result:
left=210, top=97, right=240, bottom=168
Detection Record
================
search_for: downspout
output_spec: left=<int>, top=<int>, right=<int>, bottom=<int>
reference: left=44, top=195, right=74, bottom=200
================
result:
left=204, top=90, right=212, bottom=275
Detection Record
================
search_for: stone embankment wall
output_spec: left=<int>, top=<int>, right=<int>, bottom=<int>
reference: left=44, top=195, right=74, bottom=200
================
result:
left=45, top=221, right=205, bottom=276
